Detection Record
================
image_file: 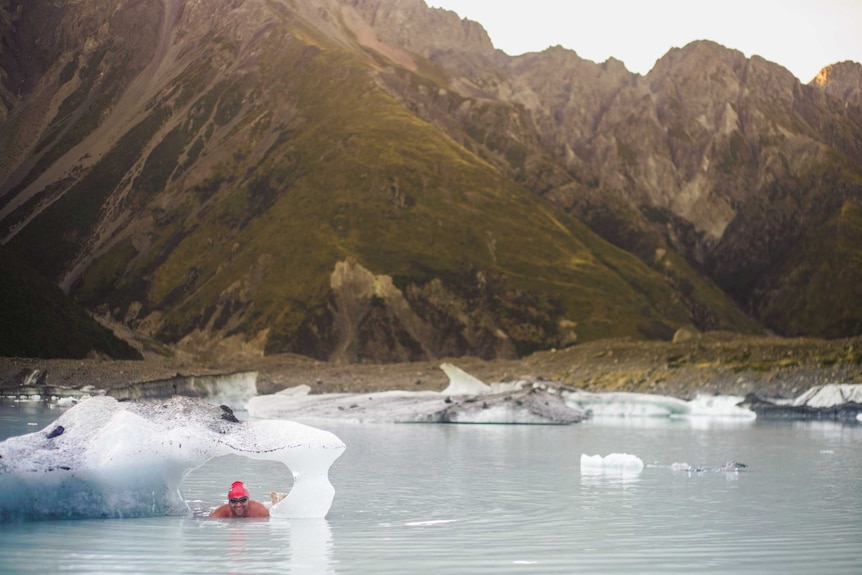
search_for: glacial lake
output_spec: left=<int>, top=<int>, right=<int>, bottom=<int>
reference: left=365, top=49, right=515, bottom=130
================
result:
left=0, top=401, right=860, bottom=574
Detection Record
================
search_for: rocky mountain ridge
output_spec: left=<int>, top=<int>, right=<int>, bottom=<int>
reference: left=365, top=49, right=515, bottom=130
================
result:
left=0, top=0, right=861, bottom=362
left=353, top=0, right=862, bottom=337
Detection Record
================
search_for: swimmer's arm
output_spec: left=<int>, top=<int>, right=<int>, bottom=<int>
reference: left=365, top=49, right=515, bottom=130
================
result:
left=208, top=504, right=231, bottom=518
left=247, top=501, right=270, bottom=517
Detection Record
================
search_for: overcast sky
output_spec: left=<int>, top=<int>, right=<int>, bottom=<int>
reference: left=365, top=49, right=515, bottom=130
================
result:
left=426, top=0, right=862, bottom=82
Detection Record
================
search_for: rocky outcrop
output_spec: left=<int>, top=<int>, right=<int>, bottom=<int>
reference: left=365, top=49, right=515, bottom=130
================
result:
left=340, top=0, right=495, bottom=58
left=329, top=259, right=439, bottom=363
left=328, top=260, right=525, bottom=363
left=358, top=10, right=862, bottom=339
left=812, top=61, right=862, bottom=106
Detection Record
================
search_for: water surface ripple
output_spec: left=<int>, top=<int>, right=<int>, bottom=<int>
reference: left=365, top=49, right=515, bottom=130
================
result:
left=1, top=406, right=859, bottom=574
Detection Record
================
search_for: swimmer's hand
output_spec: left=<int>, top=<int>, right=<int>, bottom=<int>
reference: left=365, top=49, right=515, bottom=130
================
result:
left=270, top=491, right=289, bottom=506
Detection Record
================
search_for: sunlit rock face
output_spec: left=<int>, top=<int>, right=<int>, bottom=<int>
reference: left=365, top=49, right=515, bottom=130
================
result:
left=341, top=0, right=496, bottom=58
left=328, top=261, right=519, bottom=363
left=812, top=61, right=862, bottom=105
left=0, top=396, right=345, bottom=522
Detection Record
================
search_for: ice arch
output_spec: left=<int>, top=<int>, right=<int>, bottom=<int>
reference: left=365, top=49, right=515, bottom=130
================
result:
left=0, top=396, right=345, bottom=522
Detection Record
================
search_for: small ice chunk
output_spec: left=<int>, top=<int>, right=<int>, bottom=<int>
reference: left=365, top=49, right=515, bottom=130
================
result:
left=686, top=394, right=756, bottom=418
left=580, top=453, right=644, bottom=474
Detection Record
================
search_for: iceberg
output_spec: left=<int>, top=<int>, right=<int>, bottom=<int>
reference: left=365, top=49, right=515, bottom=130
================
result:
left=685, top=394, right=757, bottom=419
left=248, top=363, right=760, bottom=424
left=565, top=391, right=691, bottom=417
left=564, top=390, right=755, bottom=420
left=742, top=384, right=862, bottom=421
left=248, top=364, right=586, bottom=424
left=664, top=462, right=748, bottom=473
left=0, top=396, right=345, bottom=522
left=580, top=453, right=644, bottom=474
left=247, top=383, right=586, bottom=424
left=791, top=384, right=862, bottom=408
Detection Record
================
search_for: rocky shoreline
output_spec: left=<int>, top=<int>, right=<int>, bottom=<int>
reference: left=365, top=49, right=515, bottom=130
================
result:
left=2, top=333, right=862, bottom=401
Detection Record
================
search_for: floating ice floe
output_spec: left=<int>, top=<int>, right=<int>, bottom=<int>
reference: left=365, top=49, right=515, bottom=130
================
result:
left=0, top=396, right=345, bottom=522
left=563, top=391, right=755, bottom=420
left=580, top=453, right=645, bottom=475
left=664, top=462, right=749, bottom=473
left=565, top=391, right=691, bottom=417
left=248, top=363, right=765, bottom=424
left=581, top=454, right=750, bottom=481
left=792, top=384, right=862, bottom=407
left=742, top=384, right=862, bottom=421
left=248, top=363, right=586, bottom=425
left=685, top=394, right=757, bottom=419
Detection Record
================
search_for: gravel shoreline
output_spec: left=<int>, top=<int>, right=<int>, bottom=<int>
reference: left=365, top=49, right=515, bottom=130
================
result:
left=2, top=333, right=861, bottom=400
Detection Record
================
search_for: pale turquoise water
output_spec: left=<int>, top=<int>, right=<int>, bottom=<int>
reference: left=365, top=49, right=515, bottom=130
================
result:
left=1, top=401, right=860, bottom=574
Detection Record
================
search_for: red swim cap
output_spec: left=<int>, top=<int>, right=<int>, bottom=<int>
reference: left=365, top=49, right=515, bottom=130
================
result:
left=228, top=481, right=249, bottom=499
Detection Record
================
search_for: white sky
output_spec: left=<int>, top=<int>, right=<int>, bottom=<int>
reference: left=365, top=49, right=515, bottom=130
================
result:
left=426, top=0, right=862, bottom=82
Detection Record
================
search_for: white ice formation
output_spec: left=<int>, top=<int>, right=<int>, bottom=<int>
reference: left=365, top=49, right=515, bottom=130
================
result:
left=743, top=383, right=862, bottom=421
left=564, top=391, right=755, bottom=419
left=580, top=453, right=645, bottom=474
left=440, top=363, right=491, bottom=395
left=581, top=454, right=749, bottom=478
left=664, top=461, right=748, bottom=473
left=248, top=363, right=765, bottom=424
left=565, top=391, right=691, bottom=417
left=249, top=363, right=586, bottom=424
left=790, top=384, right=862, bottom=407
left=0, top=396, right=345, bottom=522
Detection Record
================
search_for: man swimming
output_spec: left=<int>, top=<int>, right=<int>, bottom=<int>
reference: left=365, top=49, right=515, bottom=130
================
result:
left=209, top=481, right=270, bottom=518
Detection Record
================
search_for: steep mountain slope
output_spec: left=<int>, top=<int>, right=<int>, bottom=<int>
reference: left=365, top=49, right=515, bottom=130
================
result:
left=0, top=0, right=712, bottom=361
left=347, top=1, right=862, bottom=339
left=1, top=0, right=859, bottom=362
left=0, top=245, right=141, bottom=359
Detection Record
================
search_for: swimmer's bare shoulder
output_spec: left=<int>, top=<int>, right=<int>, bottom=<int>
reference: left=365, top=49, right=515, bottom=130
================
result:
left=244, top=500, right=270, bottom=517
left=208, top=500, right=270, bottom=518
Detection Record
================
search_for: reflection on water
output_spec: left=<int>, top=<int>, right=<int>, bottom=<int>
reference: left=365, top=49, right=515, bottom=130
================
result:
left=1, top=403, right=861, bottom=574
left=189, top=517, right=334, bottom=575
left=579, top=470, right=642, bottom=489
left=0, top=514, right=334, bottom=574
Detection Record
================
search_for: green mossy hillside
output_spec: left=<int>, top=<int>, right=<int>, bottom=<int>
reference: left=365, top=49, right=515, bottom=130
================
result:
left=759, top=199, right=862, bottom=337
left=70, top=25, right=695, bottom=357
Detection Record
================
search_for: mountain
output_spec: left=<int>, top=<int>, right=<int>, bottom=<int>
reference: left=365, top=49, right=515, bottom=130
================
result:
left=0, top=0, right=859, bottom=362
left=0, top=245, right=141, bottom=359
